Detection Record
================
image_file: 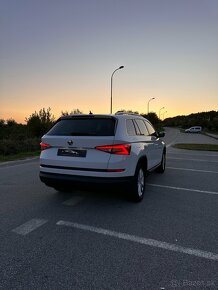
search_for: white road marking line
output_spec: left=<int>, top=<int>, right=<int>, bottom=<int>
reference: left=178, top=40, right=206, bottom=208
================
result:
left=166, top=166, right=218, bottom=174
left=12, top=219, right=47, bottom=235
left=168, top=157, right=218, bottom=163
left=62, top=196, right=84, bottom=206
left=166, top=140, right=178, bottom=148
left=147, top=183, right=218, bottom=196
left=165, top=132, right=180, bottom=148
left=56, top=220, right=218, bottom=262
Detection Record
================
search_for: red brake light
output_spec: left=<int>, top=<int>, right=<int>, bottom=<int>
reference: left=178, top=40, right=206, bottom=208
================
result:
left=95, top=144, right=131, bottom=155
left=40, top=142, right=51, bottom=151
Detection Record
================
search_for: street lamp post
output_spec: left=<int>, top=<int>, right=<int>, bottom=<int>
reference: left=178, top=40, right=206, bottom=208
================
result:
left=110, top=66, right=124, bottom=114
left=159, top=107, right=165, bottom=119
left=162, top=111, right=167, bottom=120
left=147, top=97, right=155, bottom=114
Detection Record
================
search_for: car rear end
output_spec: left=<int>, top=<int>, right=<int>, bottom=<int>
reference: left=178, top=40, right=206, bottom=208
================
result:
left=39, top=115, right=133, bottom=188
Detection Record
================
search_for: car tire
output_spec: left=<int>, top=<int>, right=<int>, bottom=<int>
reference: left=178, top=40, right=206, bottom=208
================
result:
left=155, top=152, right=166, bottom=173
left=130, top=163, right=146, bottom=202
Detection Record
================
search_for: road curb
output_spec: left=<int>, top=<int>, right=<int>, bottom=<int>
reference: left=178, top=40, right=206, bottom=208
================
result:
left=0, top=157, right=39, bottom=167
left=204, top=132, right=218, bottom=140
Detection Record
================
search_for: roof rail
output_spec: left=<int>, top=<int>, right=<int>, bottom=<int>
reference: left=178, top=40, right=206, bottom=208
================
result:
left=115, top=111, right=139, bottom=116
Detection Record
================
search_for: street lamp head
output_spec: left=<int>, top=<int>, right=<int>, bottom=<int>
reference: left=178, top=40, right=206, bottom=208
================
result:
left=110, top=66, right=124, bottom=114
left=147, top=97, right=155, bottom=114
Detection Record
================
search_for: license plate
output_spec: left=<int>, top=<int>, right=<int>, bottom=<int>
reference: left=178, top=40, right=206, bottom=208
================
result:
left=58, top=148, right=87, bottom=157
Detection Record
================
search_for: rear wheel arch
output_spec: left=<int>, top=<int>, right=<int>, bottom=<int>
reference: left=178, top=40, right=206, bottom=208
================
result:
left=135, top=156, right=148, bottom=174
left=129, top=156, right=147, bottom=202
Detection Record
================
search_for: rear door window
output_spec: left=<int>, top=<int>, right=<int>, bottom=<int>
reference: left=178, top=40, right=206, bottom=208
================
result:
left=144, top=121, right=156, bottom=135
left=47, top=117, right=116, bottom=136
left=126, top=119, right=137, bottom=135
left=134, top=119, right=149, bottom=136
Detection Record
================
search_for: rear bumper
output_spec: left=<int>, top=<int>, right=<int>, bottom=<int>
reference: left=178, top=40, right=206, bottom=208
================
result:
left=39, top=171, right=132, bottom=187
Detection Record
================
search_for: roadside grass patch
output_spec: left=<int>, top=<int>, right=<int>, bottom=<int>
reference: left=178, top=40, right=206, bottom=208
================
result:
left=0, top=151, right=40, bottom=162
left=173, top=144, right=218, bottom=151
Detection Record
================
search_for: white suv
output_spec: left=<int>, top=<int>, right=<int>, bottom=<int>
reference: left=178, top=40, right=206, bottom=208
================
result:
left=39, top=114, right=166, bottom=202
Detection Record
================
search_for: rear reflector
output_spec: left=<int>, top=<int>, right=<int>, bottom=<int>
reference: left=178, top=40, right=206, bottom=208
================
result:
left=95, top=144, right=131, bottom=155
left=40, top=142, right=51, bottom=151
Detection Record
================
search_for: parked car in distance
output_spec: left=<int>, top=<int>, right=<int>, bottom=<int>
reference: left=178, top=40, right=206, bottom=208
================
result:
left=185, top=126, right=202, bottom=133
left=39, top=113, right=166, bottom=202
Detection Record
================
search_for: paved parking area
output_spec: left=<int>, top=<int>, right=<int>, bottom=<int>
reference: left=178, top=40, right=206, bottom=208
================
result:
left=0, top=129, right=218, bottom=289
left=164, top=127, right=218, bottom=145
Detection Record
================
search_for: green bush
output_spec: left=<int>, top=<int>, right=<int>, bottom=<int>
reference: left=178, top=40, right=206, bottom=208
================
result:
left=0, top=138, right=40, bottom=155
left=0, top=107, right=55, bottom=157
left=26, top=107, right=55, bottom=137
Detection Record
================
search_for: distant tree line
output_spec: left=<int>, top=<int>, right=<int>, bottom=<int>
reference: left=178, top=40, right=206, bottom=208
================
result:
left=1, top=108, right=217, bottom=156
left=0, top=107, right=82, bottom=155
left=163, top=111, right=218, bottom=132
left=0, top=108, right=163, bottom=156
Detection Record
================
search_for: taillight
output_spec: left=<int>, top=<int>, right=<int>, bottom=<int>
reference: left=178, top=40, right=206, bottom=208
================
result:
left=107, top=169, right=125, bottom=172
left=40, top=142, right=51, bottom=151
left=95, top=144, right=131, bottom=155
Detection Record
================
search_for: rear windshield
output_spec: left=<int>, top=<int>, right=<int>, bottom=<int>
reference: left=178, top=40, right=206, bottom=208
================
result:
left=47, top=117, right=116, bottom=136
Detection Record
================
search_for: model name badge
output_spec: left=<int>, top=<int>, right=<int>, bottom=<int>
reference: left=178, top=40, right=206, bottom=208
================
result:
left=58, top=148, right=87, bottom=157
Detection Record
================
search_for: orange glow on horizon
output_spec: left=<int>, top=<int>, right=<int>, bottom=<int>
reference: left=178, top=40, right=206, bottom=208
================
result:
left=1, top=104, right=217, bottom=124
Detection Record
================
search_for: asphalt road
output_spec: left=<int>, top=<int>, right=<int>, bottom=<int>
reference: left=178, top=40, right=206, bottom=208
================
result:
left=0, top=128, right=218, bottom=289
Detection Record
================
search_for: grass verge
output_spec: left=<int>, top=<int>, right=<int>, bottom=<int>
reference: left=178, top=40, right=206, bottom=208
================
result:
left=173, top=144, right=218, bottom=151
left=0, top=151, right=40, bottom=162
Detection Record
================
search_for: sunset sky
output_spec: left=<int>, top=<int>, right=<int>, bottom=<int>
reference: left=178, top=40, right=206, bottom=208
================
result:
left=1, top=0, right=218, bottom=123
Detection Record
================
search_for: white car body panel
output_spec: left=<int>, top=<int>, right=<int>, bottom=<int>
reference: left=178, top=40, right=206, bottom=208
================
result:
left=185, top=126, right=202, bottom=133
left=39, top=114, right=166, bottom=185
